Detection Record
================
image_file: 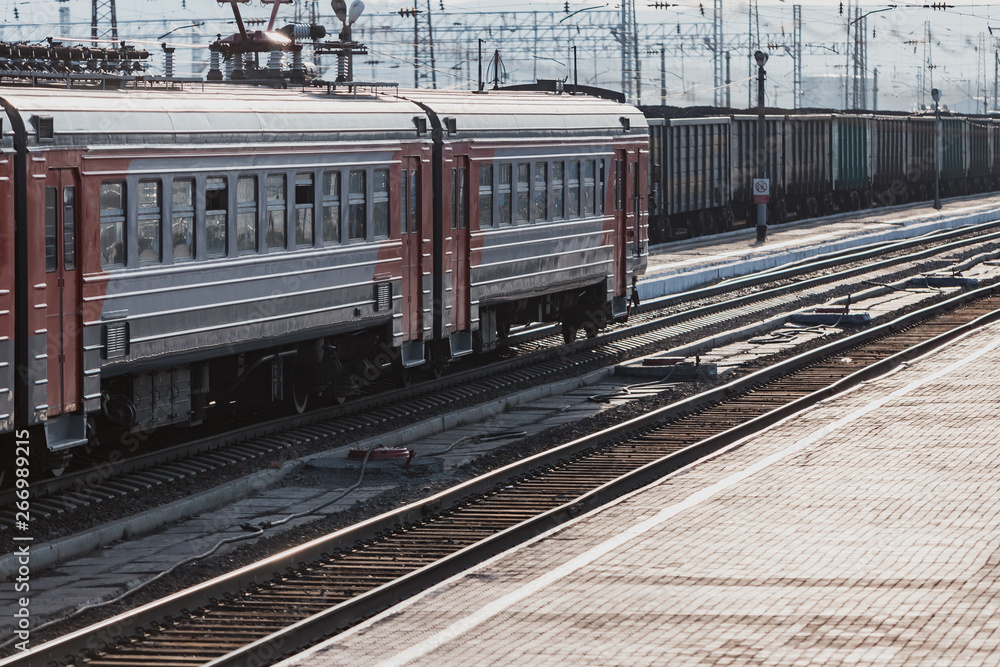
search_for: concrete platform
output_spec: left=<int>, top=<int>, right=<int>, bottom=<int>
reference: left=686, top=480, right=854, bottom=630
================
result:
left=281, top=319, right=1000, bottom=667
left=640, top=194, right=1000, bottom=300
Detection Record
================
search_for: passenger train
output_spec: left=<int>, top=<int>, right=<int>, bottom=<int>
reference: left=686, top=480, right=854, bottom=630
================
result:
left=0, top=85, right=649, bottom=466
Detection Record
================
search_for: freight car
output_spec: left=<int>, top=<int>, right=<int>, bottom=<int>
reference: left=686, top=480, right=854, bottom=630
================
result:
left=0, top=85, right=647, bottom=468
left=645, top=107, right=1000, bottom=242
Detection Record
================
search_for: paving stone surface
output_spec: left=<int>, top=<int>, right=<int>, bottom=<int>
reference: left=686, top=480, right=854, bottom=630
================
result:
left=283, top=320, right=1000, bottom=667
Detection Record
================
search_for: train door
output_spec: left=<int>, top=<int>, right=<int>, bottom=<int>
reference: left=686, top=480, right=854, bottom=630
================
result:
left=450, top=157, right=470, bottom=335
left=631, top=150, right=644, bottom=261
left=400, top=157, right=422, bottom=343
left=44, top=167, right=81, bottom=416
left=612, top=149, right=634, bottom=295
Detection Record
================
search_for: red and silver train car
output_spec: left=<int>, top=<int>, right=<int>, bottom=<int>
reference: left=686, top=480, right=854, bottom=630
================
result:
left=0, top=85, right=647, bottom=462
left=405, top=90, right=648, bottom=350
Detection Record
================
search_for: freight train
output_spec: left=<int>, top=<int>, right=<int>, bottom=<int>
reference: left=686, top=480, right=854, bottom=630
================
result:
left=0, top=84, right=648, bottom=468
left=645, top=107, right=1000, bottom=241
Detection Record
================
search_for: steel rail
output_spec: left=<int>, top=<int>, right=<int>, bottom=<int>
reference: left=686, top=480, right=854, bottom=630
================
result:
left=11, top=281, right=1000, bottom=667
left=8, top=219, right=999, bottom=513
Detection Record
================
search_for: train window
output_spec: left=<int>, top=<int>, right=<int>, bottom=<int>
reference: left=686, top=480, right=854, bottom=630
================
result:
left=171, top=179, right=194, bottom=261
left=597, top=160, right=605, bottom=215
left=373, top=168, right=389, bottom=238
left=266, top=174, right=286, bottom=250
left=45, top=188, right=57, bottom=272
left=205, top=177, right=228, bottom=258
left=100, top=180, right=126, bottom=268
left=409, top=170, right=419, bottom=232
left=295, top=173, right=315, bottom=247
left=498, top=164, right=512, bottom=226
left=451, top=169, right=458, bottom=230
left=137, top=180, right=162, bottom=264
left=534, top=162, right=547, bottom=222
left=552, top=162, right=564, bottom=220
left=613, top=160, right=623, bottom=212
left=583, top=162, right=595, bottom=217
left=63, top=186, right=76, bottom=270
left=237, top=176, right=258, bottom=254
left=457, top=167, right=467, bottom=229
left=322, top=171, right=341, bottom=243
left=515, top=164, right=529, bottom=223
left=400, top=170, right=408, bottom=234
left=348, top=169, right=367, bottom=241
left=478, top=165, right=492, bottom=227
left=567, top=161, right=580, bottom=218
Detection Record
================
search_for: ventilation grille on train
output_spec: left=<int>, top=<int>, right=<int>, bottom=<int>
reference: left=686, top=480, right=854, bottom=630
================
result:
left=104, top=322, right=129, bottom=359
left=375, top=282, right=392, bottom=312
left=34, top=115, right=54, bottom=142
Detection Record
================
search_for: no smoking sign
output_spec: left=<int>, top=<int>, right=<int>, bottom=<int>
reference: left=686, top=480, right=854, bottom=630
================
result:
left=752, top=178, right=770, bottom=204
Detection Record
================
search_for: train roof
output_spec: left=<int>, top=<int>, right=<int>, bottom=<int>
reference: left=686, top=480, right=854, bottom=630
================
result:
left=0, top=85, right=428, bottom=148
left=403, top=89, right=648, bottom=139
left=0, top=84, right=646, bottom=150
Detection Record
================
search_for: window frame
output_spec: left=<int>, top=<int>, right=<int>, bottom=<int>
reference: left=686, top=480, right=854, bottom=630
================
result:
left=204, top=176, right=229, bottom=259
left=100, top=180, right=127, bottom=269
left=171, top=178, right=195, bottom=262
left=137, top=179, right=163, bottom=265
left=265, top=173, right=287, bottom=252
left=347, top=168, right=367, bottom=242
left=373, top=167, right=390, bottom=239
left=322, top=170, right=341, bottom=244
left=478, top=164, right=493, bottom=228
left=295, top=172, right=316, bottom=247
left=236, top=174, right=259, bottom=255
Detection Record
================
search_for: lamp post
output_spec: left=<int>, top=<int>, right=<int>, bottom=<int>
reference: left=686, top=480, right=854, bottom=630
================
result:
left=932, top=87, right=942, bottom=210
left=754, top=50, right=769, bottom=242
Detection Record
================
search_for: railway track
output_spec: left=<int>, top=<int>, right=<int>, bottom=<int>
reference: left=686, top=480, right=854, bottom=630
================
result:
left=4, top=222, right=1000, bottom=540
left=13, top=278, right=1000, bottom=667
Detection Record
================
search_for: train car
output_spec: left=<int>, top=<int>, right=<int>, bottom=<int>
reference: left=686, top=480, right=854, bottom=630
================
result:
left=966, top=117, right=991, bottom=193
left=831, top=114, right=872, bottom=210
left=905, top=116, right=936, bottom=201
left=941, top=116, right=967, bottom=196
left=407, top=89, right=648, bottom=349
left=0, top=86, right=435, bottom=463
left=0, top=83, right=648, bottom=463
left=782, top=113, right=834, bottom=217
left=870, top=114, right=909, bottom=207
left=0, top=108, right=13, bottom=435
left=731, top=114, right=786, bottom=223
left=646, top=116, right=731, bottom=242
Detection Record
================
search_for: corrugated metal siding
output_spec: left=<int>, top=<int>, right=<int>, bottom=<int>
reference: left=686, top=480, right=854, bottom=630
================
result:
left=872, top=116, right=907, bottom=188
left=833, top=115, right=870, bottom=191
left=968, top=120, right=989, bottom=179
left=784, top=115, right=831, bottom=196
left=907, top=118, right=935, bottom=186
left=665, top=118, right=730, bottom=215
left=731, top=115, right=783, bottom=200
left=941, top=118, right=966, bottom=179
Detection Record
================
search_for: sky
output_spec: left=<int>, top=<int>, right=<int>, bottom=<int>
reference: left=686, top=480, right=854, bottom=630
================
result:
left=0, top=1, right=997, bottom=113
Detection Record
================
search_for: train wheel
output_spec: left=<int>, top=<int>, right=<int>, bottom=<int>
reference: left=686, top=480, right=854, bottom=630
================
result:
left=562, top=322, right=578, bottom=344
left=583, top=321, right=598, bottom=339
left=291, top=375, right=310, bottom=414
left=395, top=359, right=414, bottom=387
